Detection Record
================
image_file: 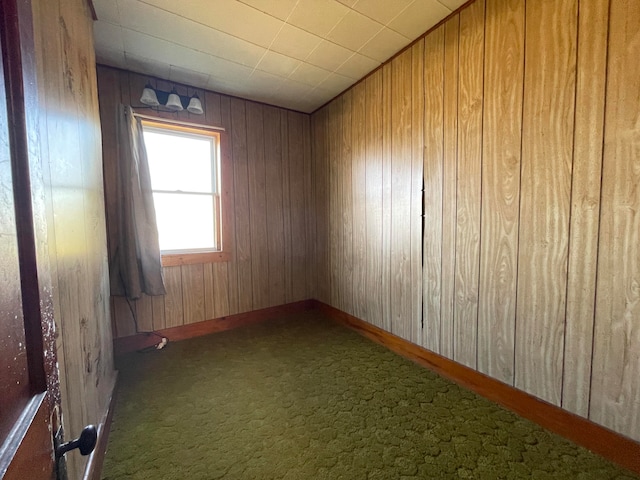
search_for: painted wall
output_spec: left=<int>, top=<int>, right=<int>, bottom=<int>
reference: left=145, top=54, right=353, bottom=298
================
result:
left=97, top=66, right=316, bottom=337
left=312, top=0, right=640, bottom=443
left=30, top=0, right=116, bottom=477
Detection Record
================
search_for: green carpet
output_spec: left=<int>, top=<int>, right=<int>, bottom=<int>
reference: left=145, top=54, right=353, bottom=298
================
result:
left=102, top=311, right=638, bottom=479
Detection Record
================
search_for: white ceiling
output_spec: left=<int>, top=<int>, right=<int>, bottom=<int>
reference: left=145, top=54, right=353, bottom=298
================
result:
left=92, top=0, right=466, bottom=113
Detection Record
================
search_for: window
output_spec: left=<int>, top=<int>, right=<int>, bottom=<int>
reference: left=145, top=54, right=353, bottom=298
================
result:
left=142, top=119, right=229, bottom=265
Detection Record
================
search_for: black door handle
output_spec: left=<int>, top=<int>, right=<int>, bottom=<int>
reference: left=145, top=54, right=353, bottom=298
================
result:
left=55, top=425, right=97, bottom=458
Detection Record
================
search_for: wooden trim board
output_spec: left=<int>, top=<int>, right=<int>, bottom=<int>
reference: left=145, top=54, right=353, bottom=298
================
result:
left=312, top=300, right=640, bottom=476
left=113, top=300, right=314, bottom=355
left=83, top=373, right=118, bottom=480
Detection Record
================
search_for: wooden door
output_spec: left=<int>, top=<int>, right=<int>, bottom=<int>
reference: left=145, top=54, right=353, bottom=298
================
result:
left=0, top=0, right=61, bottom=478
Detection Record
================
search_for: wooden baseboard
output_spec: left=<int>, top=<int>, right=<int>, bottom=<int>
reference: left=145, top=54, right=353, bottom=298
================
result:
left=312, top=300, right=640, bottom=476
left=83, top=372, right=118, bottom=480
left=114, top=300, right=315, bottom=356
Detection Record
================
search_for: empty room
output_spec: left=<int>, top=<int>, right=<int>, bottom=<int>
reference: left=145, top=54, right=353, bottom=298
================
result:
left=0, top=0, right=639, bottom=478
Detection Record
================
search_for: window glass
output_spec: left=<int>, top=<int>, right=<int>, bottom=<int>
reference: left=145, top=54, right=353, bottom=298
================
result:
left=142, top=120, right=221, bottom=253
left=144, top=128, right=213, bottom=193
left=152, top=192, right=215, bottom=251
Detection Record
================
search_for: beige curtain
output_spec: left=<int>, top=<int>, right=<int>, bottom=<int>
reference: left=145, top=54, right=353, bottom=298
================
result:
left=109, top=104, right=165, bottom=299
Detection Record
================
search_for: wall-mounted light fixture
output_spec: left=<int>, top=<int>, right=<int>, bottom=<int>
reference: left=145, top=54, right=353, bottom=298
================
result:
left=139, top=83, right=204, bottom=115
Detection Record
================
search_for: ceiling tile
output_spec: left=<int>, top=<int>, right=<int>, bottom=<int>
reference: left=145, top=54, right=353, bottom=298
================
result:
left=237, top=0, right=299, bottom=21
left=358, top=27, right=410, bottom=62
left=245, top=69, right=287, bottom=92
left=336, top=0, right=358, bottom=7
left=289, top=62, right=332, bottom=87
left=306, top=40, right=353, bottom=71
left=256, top=50, right=302, bottom=77
left=387, top=0, right=451, bottom=38
left=335, top=53, right=380, bottom=79
left=118, top=0, right=265, bottom=68
left=93, top=21, right=125, bottom=51
left=317, top=72, right=355, bottom=94
left=125, top=52, right=171, bottom=79
left=287, top=0, right=350, bottom=37
left=95, top=47, right=128, bottom=69
left=270, top=24, right=323, bottom=61
left=436, top=0, right=467, bottom=10
left=138, top=0, right=283, bottom=48
left=352, top=0, right=413, bottom=25
left=327, top=10, right=384, bottom=52
left=94, top=0, right=120, bottom=23
left=169, top=65, right=210, bottom=87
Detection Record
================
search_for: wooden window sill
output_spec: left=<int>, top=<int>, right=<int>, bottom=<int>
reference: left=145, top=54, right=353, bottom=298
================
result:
left=161, top=251, right=231, bottom=266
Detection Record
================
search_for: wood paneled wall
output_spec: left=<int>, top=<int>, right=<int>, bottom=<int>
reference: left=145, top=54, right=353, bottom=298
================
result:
left=311, top=0, right=640, bottom=443
left=30, top=0, right=116, bottom=477
left=97, top=66, right=315, bottom=338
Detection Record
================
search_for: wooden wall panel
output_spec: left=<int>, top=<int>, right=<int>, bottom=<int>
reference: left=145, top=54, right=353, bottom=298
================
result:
left=364, top=71, right=383, bottom=328
left=453, top=0, right=484, bottom=369
left=477, top=0, right=524, bottom=385
left=591, top=0, right=640, bottom=441
left=381, top=64, right=393, bottom=332
left=440, top=15, right=460, bottom=358
left=390, top=50, right=413, bottom=341
left=340, top=92, right=354, bottom=315
left=422, top=26, right=445, bottom=354
left=264, top=106, right=286, bottom=306
left=515, top=0, right=577, bottom=405
left=351, top=82, right=367, bottom=321
left=309, top=0, right=640, bottom=445
left=410, top=41, right=424, bottom=346
left=562, top=0, right=609, bottom=417
left=288, top=111, right=308, bottom=303
left=230, top=98, right=254, bottom=313
left=246, top=103, right=270, bottom=310
left=98, top=67, right=313, bottom=337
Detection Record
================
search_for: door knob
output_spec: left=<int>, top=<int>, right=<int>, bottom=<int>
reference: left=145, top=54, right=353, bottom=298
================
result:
left=55, top=425, right=98, bottom=458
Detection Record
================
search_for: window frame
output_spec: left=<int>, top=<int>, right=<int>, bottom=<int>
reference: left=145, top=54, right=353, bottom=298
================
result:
left=141, top=118, right=232, bottom=266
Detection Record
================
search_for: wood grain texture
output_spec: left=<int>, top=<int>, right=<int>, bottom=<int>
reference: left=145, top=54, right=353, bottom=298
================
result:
left=30, top=0, right=115, bottom=477
left=562, top=0, right=609, bottom=418
left=351, top=82, right=368, bottom=321
left=453, top=0, right=484, bottom=369
left=230, top=98, right=254, bottom=313
left=328, top=99, right=342, bottom=310
left=410, top=41, right=424, bottom=346
left=516, top=0, right=577, bottom=405
left=288, top=111, right=308, bottom=303
left=340, top=92, right=354, bottom=315
left=181, top=264, right=205, bottom=325
left=381, top=63, right=393, bottom=332
left=219, top=96, right=239, bottom=315
left=246, top=102, right=270, bottom=310
left=590, top=0, right=640, bottom=441
left=163, top=265, right=184, bottom=328
left=422, top=25, right=445, bottom=354
left=477, top=0, right=524, bottom=384
left=264, top=106, right=286, bottom=306
left=364, top=71, right=384, bottom=328
left=440, top=15, right=460, bottom=358
left=390, top=50, right=413, bottom=341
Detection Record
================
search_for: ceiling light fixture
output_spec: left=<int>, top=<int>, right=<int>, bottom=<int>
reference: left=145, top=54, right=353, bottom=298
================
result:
left=140, top=83, right=159, bottom=106
left=186, top=94, right=204, bottom=115
left=138, top=83, right=204, bottom=115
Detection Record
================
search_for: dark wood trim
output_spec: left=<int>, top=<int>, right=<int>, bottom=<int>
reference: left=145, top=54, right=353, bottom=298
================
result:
left=83, top=373, right=118, bottom=480
left=114, top=300, right=315, bottom=355
left=312, top=300, right=640, bottom=476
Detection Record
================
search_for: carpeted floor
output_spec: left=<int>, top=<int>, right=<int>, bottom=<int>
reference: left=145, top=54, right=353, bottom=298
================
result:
left=102, top=311, right=638, bottom=479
